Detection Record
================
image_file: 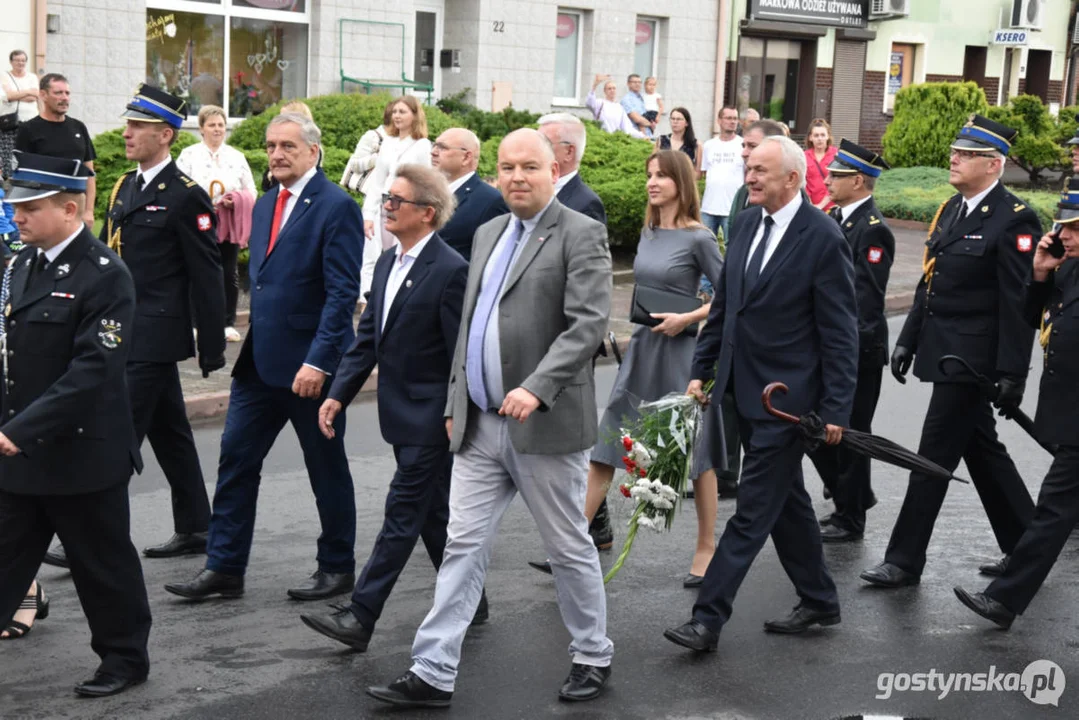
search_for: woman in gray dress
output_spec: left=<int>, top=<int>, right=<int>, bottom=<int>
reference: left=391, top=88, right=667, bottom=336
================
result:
left=585, top=150, right=725, bottom=585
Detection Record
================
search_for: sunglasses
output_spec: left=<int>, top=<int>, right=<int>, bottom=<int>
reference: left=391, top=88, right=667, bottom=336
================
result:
left=382, top=193, right=429, bottom=211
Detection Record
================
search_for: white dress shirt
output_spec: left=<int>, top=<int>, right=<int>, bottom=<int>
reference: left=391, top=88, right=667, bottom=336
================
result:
left=383, top=233, right=433, bottom=329
left=41, top=226, right=82, bottom=264
left=175, top=141, right=257, bottom=201
left=960, top=181, right=998, bottom=218
left=278, top=166, right=318, bottom=231
left=136, top=156, right=173, bottom=190
left=744, top=192, right=803, bottom=272
left=554, top=170, right=578, bottom=195
left=839, top=195, right=872, bottom=224
left=448, top=171, right=475, bottom=194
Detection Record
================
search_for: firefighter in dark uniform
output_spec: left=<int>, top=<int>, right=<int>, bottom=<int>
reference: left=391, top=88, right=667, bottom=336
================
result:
left=862, top=115, right=1038, bottom=588
left=0, top=152, right=151, bottom=697
left=41, top=84, right=227, bottom=569
left=954, top=179, right=1079, bottom=629
left=809, top=139, right=893, bottom=542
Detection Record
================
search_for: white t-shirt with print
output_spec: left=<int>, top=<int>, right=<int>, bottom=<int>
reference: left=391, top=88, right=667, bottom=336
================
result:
left=700, top=136, right=744, bottom=216
left=642, top=92, right=662, bottom=113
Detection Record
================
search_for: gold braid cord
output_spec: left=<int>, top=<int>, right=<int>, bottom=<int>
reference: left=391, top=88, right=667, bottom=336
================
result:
left=106, top=171, right=133, bottom=257
left=920, top=198, right=950, bottom=291
left=1040, top=314, right=1052, bottom=352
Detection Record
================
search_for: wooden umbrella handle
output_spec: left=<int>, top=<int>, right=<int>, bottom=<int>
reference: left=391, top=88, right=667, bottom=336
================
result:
left=761, top=382, right=801, bottom=424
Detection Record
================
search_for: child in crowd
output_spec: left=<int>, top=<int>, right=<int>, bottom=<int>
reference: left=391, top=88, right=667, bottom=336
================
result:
left=643, top=76, right=664, bottom=125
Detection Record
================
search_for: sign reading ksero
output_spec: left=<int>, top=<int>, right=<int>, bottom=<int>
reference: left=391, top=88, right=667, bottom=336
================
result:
left=991, top=29, right=1029, bottom=46
left=747, top=0, right=869, bottom=29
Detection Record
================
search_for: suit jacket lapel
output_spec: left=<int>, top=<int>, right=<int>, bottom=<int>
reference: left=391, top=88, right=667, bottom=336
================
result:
left=842, top=200, right=875, bottom=244
left=742, top=204, right=808, bottom=307
left=455, top=176, right=477, bottom=211
left=937, top=186, right=1003, bottom=251
left=380, top=240, right=436, bottom=339
left=501, top=202, right=560, bottom=297
left=264, top=171, right=323, bottom=261
left=124, top=162, right=176, bottom=217
left=14, top=230, right=92, bottom=312
left=463, top=214, right=511, bottom=323
left=727, top=209, right=760, bottom=305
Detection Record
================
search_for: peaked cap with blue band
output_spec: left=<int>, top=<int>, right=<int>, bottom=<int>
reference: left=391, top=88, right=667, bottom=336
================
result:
left=121, top=83, right=187, bottom=129
left=1055, top=176, right=1079, bottom=224
left=951, top=113, right=1018, bottom=155
left=1067, top=113, right=1079, bottom=146
left=5, top=151, right=95, bottom=203
left=827, top=138, right=890, bottom=178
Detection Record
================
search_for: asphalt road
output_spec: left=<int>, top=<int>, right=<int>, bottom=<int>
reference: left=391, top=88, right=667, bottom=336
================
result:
left=1, top=316, right=1075, bottom=720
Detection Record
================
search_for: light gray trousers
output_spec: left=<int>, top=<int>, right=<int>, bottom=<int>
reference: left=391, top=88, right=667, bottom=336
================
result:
left=410, top=409, right=614, bottom=692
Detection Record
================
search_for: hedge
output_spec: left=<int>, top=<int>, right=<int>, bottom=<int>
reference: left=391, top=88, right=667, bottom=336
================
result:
left=882, top=82, right=989, bottom=169
left=874, top=166, right=1057, bottom=229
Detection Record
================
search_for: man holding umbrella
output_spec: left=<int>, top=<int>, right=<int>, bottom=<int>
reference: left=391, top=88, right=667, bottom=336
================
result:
left=862, top=115, right=1038, bottom=589
left=954, top=180, right=1079, bottom=629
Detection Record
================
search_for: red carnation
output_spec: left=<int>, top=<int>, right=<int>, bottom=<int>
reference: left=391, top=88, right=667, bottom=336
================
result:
left=638, top=468, right=647, bottom=478
left=620, top=485, right=631, bottom=498
left=622, top=436, right=633, bottom=451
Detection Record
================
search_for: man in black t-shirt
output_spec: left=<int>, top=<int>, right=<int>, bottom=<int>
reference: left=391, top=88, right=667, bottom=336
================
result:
left=15, top=73, right=97, bottom=227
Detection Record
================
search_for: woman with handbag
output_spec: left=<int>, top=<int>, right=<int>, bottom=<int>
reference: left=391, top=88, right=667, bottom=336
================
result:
left=804, top=118, right=837, bottom=212
left=588, top=150, right=725, bottom=585
left=0, top=50, right=40, bottom=180
left=359, top=95, right=432, bottom=298
left=341, top=101, right=392, bottom=195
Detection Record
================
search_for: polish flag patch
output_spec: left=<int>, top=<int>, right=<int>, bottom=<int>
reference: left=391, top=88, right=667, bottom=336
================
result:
left=197, top=214, right=212, bottom=231
left=867, top=246, right=884, bottom=264
left=1017, top=234, right=1033, bottom=252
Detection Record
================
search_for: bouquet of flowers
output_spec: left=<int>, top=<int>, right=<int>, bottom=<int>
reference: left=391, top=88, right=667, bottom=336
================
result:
left=604, top=388, right=709, bottom=583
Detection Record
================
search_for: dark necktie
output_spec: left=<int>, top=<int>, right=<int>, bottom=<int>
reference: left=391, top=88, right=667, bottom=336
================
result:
left=829, top=206, right=842, bottom=223
left=952, top=201, right=968, bottom=230
left=136, top=174, right=146, bottom=192
left=744, top=216, right=775, bottom=300
left=34, top=253, right=49, bottom=276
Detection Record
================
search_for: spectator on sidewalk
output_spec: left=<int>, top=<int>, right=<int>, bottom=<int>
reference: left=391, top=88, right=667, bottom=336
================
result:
left=176, top=104, right=257, bottom=343
left=585, top=75, right=644, bottom=139
left=656, top=107, right=701, bottom=171
left=431, top=127, right=507, bottom=261
left=739, top=108, right=760, bottom=134
left=0, top=50, right=39, bottom=179
left=700, top=106, right=743, bottom=243
left=15, top=73, right=96, bottom=228
left=621, top=74, right=654, bottom=138
left=341, top=101, right=392, bottom=195
left=642, top=77, right=664, bottom=127
left=804, top=118, right=837, bottom=212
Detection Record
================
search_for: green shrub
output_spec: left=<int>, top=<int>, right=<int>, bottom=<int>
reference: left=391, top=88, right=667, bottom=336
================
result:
left=986, top=95, right=1066, bottom=184
left=874, top=166, right=1057, bottom=228
left=1054, top=105, right=1079, bottom=145
left=93, top=128, right=200, bottom=220
left=882, top=82, right=989, bottom=168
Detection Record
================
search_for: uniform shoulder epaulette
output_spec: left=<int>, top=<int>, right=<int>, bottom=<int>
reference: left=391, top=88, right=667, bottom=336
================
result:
left=87, top=247, right=118, bottom=273
left=176, top=172, right=198, bottom=188
left=1013, top=202, right=1027, bottom=213
left=868, top=214, right=881, bottom=225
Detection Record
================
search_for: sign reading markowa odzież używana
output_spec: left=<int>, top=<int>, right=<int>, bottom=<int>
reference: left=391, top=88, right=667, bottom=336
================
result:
left=747, top=0, right=869, bottom=29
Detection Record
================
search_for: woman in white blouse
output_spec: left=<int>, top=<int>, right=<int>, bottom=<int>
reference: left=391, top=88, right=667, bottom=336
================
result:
left=176, top=105, right=257, bottom=342
left=0, top=50, right=40, bottom=180
left=360, top=95, right=432, bottom=298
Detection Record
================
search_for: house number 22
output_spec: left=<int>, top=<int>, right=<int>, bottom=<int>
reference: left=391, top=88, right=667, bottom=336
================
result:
left=493, top=21, right=505, bottom=32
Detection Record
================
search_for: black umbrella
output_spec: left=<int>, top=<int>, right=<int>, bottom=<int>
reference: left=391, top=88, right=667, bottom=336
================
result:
left=937, top=354, right=1056, bottom=456
left=608, top=331, right=623, bottom=365
left=762, top=382, right=969, bottom=484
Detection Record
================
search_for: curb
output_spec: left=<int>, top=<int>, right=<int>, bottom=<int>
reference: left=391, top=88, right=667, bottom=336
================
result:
left=887, top=218, right=931, bottom=232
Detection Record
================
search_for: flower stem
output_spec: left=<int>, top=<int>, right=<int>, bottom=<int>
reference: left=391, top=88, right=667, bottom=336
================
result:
left=603, top=505, right=643, bottom=583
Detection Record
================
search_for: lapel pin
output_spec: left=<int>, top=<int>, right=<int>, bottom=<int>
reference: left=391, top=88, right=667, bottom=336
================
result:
left=99, top=257, right=110, bottom=265
left=981, top=205, right=989, bottom=212
left=405, top=279, right=413, bottom=288
left=158, top=182, right=167, bottom=191
left=57, top=263, right=70, bottom=276
left=537, top=236, right=545, bottom=243
left=304, top=198, right=311, bottom=205
left=845, top=222, right=853, bottom=228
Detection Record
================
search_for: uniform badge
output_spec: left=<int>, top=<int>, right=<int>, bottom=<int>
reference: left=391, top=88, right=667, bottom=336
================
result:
left=981, top=205, right=990, bottom=213
left=405, top=279, right=413, bottom=288
left=99, top=257, right=110, bottom=265
left=98, top=319, right=123, bottom=349
left=867, top=247, right=884, bottom=264
left=845, top=222, right=853, bottom=229
left=158, top=183, right=167, bottom=191
left=4, top=304, right=10, bottom=317
left=56, top=263, right=70, bottom=277
left=197, top=214, right=212, bottom=231
left=1017, top=235, right=1033, bottom=253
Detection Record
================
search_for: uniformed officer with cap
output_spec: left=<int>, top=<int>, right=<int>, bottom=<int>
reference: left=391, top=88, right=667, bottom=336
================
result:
left=40, top=84, right=227, bottom=567
left=1066, top=118, right=1079, bottom=175
left=0, top=151, right=151, bottom=696
left=862, top=114, right=1039, bottom=588
left=808, top=139, right=894, bottom=543
left=954, top=178, right=1079, bottom=629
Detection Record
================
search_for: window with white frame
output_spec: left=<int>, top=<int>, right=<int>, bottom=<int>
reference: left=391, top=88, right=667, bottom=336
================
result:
left=553, top=10, right=583, bottom=103
left=633, top=17, right=658, bottom=80
left=146, top=0, right=309, bottom=120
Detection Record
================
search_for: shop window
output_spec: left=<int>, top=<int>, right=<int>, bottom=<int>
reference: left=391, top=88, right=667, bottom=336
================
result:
left=736, top=37, right=800, bottom=129
left=553, top=10, right=583, bottom=103
left=963, top=45, right=987, bottom=86
left=886, top=43, right=919, bottom=113
left=633, top=17, right=659, bottom=80
left=146, top=1, right=309, bottom=120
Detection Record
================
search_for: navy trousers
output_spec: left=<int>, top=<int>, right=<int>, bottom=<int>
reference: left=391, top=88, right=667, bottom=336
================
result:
left=693, top=418, right=839, bottom=632
left=350, top=443, right=452, bottom=629
left=205, top=372, right=356, bottom=576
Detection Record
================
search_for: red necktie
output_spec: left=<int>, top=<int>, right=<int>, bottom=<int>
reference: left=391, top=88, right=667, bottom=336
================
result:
left=267, top=187, right=291, bottom=255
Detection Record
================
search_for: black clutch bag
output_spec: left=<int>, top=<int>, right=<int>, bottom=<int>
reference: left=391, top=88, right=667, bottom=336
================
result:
left=630, top=284, right=703, bottom=337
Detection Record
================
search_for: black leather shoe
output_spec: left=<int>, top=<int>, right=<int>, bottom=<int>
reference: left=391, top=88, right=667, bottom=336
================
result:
left=366, top=671, right=452, bottom=708
left=74, top=672, right=146, bottom=698
left=300, top=604, right=372, bottom=651
left=818, top=513, right=836, bottom=527
left=954, top=587, right=1015, bottom=630
left=663, top=619, right=718, bottom=652
left=164, top=569, right=244, bottom=600
left=558, top=662, right=611, bottom=702
left=763, top=604, right=841, bottom=634
left=717, top=477, right=738, bottom=499
left=820, top=525, right=862, bottom=543
left=287, top=570, right=355, bottom=601
left=682, top=573, right=704, bottom=589
left=143, top=532, right=207, bottom=559
left=528, top=559, right=553, bottom=575
left=471, top=591, right=489, bottom=626
left=589, top=501, right=614, bottom=550
left=43, top=545, right=69, bottom=569
left=860, top=562, right=920, bottom=588
left=978, top=555, right=1010, bottom=577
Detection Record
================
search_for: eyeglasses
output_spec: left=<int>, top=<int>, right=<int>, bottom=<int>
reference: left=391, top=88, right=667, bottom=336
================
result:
left=950, top=149, right=995, bottom=162
left=382, top=193, right=429, bottom=211
left=432, top=141, right=469, bottom=152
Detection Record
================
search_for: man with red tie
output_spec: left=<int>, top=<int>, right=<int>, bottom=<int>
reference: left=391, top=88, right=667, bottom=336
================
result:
left=164, top=112, right=363, bottom=602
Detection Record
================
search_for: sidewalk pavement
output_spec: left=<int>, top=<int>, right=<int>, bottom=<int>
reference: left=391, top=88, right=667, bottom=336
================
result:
left=181, top=220, right=931, bottom=421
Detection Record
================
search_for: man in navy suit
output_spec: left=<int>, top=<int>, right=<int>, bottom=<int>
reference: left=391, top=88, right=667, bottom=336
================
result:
left=299, top=164, right=488, bottom=650
left=663, top=135, right=858, bottom=651
left=164, top=112, right=363, bottom=602
left=538, top=113, right=606, bottom=226
left=432, top=128, right=507, bottom=261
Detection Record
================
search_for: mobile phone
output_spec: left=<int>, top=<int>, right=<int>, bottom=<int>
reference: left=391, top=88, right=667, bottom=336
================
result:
left=1048, top=224, right=1066, bottom=259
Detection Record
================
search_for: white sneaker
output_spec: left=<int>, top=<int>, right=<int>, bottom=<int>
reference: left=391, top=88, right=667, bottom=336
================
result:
left=224, top=326, right=242, bottom=342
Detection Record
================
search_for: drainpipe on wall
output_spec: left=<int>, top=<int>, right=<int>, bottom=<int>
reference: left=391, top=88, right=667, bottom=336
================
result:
left=713, top=0, right=730, bottom=134
left=34, top=0, right=48, bottom=72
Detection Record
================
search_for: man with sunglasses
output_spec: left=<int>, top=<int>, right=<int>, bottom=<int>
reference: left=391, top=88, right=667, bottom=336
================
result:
left=432, top=128, right=507, bottom=262
left=862, top=114, right=1038, bottom=589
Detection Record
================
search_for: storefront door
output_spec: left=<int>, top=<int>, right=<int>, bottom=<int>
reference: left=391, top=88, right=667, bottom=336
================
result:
left=736, top=37, right=802, bottom=131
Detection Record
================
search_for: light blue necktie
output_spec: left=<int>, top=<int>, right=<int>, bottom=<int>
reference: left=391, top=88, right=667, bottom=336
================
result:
left=466, top=219, right=524, bottom=410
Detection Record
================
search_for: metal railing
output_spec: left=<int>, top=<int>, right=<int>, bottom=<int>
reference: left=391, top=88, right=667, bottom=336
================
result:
left=338, top=18, right=433, bottom=103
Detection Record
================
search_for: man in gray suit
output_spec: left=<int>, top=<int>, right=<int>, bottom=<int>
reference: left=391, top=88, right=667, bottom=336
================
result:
left=366, top=129, right=615, bottom=708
